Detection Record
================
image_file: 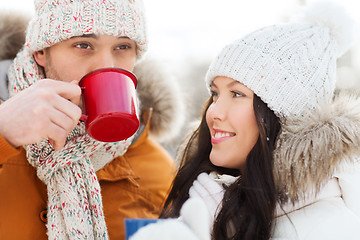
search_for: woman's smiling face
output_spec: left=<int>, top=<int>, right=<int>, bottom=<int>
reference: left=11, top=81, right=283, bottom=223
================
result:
left=206, top=76, right=259, bottom=172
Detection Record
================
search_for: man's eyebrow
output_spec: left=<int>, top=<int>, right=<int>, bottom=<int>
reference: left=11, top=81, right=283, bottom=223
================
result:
left=70, top=34, right=98, bottom=39
left=69, top=35, right=131, bottom=40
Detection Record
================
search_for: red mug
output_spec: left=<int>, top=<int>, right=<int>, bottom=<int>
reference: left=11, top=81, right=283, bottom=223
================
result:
left=79, top=68, right=139, bottom=142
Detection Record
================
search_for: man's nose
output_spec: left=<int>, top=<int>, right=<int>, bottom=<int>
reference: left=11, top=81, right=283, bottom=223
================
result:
left=92, top=50, right=115, bottom=70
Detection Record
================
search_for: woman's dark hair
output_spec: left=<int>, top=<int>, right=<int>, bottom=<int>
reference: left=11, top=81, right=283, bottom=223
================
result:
left=160, top=94, right=281, bottom=240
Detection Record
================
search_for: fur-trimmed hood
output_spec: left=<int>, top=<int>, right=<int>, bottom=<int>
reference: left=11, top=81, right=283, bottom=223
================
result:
left=0, top=10, right=30, bottom=61
left=134, top=59, right=185, bottom=142
left=275, top=90, right=360, bottom=202
left=0, top=9, right=184, bottom=143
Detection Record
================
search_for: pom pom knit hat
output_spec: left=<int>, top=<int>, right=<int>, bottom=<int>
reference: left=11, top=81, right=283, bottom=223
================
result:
left=205, top=0, right=360, bottom=203
left=205, top=0, right=355, bottom=119
left=27, top=0, right=147, bottom=56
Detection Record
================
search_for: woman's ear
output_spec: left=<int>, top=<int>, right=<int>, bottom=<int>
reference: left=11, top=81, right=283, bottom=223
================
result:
left=33, top=50, right=46, bottom=67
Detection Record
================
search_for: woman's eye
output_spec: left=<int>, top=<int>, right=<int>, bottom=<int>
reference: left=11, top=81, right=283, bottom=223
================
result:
left=232, top=91, right=244, bottom=98
left=75, top=43, right=91, bottom=49
left=210, top=90, right=218, bottom=97
left=210, top=90, right=219, bottom=101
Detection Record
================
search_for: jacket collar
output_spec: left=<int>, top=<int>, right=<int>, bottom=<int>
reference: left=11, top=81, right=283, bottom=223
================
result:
left=275, top=177, right=341, bottom=217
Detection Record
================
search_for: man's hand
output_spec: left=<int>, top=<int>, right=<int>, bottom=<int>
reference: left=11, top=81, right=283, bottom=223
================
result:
left=0, top=79, right=82, bottom=150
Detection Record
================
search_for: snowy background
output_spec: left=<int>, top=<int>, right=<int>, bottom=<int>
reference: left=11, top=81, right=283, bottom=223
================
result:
left=1, top=0, right=359, bottom=63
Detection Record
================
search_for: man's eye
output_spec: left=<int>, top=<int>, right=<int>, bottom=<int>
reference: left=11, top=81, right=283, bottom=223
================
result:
left=116, top=44, right=131, bottom=50
left=75, top=43, right=91, bottom=49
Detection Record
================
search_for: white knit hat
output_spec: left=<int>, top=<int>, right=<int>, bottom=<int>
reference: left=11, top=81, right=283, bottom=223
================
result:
left=26, top=0, right=147, bottom=57
left=205, top=1, right=355, bottom=119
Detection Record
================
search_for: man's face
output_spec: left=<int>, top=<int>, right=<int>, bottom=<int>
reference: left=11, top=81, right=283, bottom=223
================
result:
left=34, top=34, right=137, bottom=83
left=34, top=34, right=137, bottom=110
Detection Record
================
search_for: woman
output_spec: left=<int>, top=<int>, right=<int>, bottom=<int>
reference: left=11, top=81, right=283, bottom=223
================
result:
left=130, top=1, right=360, bottom=240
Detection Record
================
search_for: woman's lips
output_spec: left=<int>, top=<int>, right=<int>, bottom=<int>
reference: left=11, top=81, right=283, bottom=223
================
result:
left=211, top=129, right=235, bottom=144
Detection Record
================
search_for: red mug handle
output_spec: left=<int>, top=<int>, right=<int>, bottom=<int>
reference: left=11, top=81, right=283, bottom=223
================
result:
left=79, top=86, right=87, bottom=121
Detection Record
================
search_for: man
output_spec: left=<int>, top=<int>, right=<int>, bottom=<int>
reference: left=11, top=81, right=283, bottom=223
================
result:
left=0, top=1, right=183, bottom=239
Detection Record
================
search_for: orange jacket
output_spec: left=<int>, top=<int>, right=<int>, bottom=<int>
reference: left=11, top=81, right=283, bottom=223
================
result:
left=0, top=119, right=176, bottom=240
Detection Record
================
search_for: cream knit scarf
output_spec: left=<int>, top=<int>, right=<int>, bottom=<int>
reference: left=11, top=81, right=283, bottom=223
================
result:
left=8, top=47, right=133, bottom=240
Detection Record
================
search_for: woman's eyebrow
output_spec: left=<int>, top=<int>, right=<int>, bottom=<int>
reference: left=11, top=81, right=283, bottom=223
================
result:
left=227, top=80, right=241, bottom=88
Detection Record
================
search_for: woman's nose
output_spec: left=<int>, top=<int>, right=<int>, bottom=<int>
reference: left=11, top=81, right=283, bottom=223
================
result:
left=209, top=98, right=227, bottom=121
